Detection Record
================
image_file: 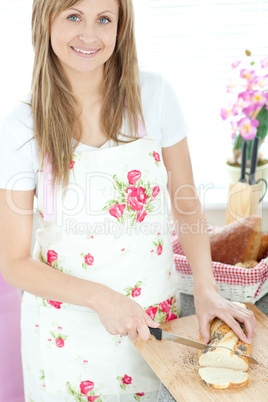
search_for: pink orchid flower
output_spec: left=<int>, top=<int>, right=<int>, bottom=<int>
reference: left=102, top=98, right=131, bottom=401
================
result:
left=252, top=74, right=268, bottom=88
left=226, top=80, right=238, bottom=93
left=251, top=90, right=267, bottom=106
left=233, top=96, right=251, bottom=111
left=240, top=69, right=256, bottom=82
left=220, top=107, right=233, bottom=120
left=237, top=117, right=259, bottom=140
left=230, top=121, right=237, bottom=139
left=231, top=60, right=241, bottom=69
left=261, top=57, right=268, bottom=69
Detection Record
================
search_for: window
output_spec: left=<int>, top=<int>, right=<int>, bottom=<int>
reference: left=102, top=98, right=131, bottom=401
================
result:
left=1, top=0, right=267, bottom=192
left=134, top=0, right=268, bottom=189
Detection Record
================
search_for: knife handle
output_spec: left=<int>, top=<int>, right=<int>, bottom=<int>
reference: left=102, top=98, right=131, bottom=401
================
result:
left=249, top=136, right=260, bottom=185
left=239, top=141, right=248, bottom=183
left=149, top=327, right=162, bottom=340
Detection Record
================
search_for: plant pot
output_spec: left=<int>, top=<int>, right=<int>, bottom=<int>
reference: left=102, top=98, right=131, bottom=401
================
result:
left=226, top=161, right=268, bottom=184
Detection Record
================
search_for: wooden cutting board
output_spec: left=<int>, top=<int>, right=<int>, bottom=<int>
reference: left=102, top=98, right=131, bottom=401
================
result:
left=133, top=303, right=268, bottom=401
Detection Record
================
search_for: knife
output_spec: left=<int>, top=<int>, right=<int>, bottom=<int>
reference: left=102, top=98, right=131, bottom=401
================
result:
left=249, top=136, right=260, bottom=185
left=149, top=327, right=259, bottom=365
left=239, top=141, right=248, bottom=183
left=225, top=136, right=262, bottom=225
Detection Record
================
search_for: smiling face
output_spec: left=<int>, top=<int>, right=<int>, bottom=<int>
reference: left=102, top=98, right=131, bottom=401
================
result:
left=50, top=0, right=119, bottom=79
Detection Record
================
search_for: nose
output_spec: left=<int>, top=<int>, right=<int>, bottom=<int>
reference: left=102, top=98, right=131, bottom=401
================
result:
left=77, top=22, right=97, bottom=43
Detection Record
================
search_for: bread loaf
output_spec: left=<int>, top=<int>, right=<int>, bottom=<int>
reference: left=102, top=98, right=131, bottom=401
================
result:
left=257, top=233, right=268, bottom=261
left=198, top=302, right=252, bottom=389
left=199, top=367, right=248, bottom=389
left=235, top=260, right=258, bottom=268
left=209, top=215, right=262, bottom=265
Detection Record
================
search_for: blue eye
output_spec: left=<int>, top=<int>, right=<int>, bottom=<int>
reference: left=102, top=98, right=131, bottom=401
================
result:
left=68, top=15, right=80, bottom=22
left=99, top=17, right=110, bottom=24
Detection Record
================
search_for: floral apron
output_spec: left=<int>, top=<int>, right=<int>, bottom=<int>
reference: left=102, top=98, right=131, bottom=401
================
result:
left=21, top=132, right=180, bottom=402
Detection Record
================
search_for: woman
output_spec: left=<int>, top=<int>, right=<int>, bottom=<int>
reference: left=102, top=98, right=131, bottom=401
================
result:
left=0, top=0, right=255, bottom=401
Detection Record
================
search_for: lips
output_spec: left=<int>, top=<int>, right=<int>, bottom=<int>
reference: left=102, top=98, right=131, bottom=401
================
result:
left=71, top=46, right=100, bottom=55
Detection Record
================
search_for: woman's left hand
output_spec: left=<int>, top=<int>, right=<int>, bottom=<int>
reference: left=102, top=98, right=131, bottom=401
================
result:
left=194, top=286, right=256, bottom=344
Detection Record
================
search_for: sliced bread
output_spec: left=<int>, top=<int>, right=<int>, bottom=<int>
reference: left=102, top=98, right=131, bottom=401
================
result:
left=199, top=367, right=249, bottom=389
left=198, top=302, right=252, bottom=389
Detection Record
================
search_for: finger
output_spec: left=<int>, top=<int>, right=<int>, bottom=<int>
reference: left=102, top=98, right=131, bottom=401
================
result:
left=198, top=315, right=211, bottom=344
left=229, top=306, right=256, bottom=342
left=220, top=314, right=249, bottom=344
left=238, top=312, right=256, bottom=343
left=127, top=328, right=139, bottom=341
left=143, top=312, right=160, bottom=328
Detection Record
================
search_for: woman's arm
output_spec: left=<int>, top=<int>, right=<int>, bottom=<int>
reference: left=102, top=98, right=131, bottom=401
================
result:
left=0, top=189, right=158, bottom=340
left=162, top=137, right=256, bottom=343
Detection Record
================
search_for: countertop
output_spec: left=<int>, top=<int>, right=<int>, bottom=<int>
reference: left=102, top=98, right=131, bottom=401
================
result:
left=157, top=292, right=268, bottom=402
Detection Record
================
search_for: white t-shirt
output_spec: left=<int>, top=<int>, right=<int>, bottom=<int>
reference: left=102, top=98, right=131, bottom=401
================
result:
left=0, top=70, right=188, bottom=191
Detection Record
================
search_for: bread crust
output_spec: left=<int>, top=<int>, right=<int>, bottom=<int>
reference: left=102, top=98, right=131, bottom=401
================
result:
left=235, top=260, right=258, bottom=268
left=200, top=375, right=249, bottom=389
left=209, top=215, right=262, bottom=265
left=257, top=233, right=268, bottom=261
left=198, top=302, right=252, bottom=389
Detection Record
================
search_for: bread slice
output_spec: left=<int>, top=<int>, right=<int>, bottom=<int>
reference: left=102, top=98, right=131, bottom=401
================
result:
left=209, top=215, right=262, bottom=265
left=199, top=302, right=251, bottom=372
left=199, top=367, right=248, bottom=389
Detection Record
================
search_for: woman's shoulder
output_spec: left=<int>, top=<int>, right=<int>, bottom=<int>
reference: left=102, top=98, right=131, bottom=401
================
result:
left=2, top=96, right=32, bottom=126
left=139, top=69, right=167, bottom=92
left=0, top=96, right=33, bottom=143
left=139, top=69, right=176, bottom=106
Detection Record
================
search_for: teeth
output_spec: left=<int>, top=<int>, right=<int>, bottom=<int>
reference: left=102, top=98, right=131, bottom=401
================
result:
left=72, top=47, right=98, bottom=55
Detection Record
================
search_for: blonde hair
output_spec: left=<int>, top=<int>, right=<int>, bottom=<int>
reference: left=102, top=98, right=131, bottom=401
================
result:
left=31, top=0, right=144, bottom=188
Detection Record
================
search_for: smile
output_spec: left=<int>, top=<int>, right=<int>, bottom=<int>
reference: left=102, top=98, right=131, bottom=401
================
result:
left=71, top=46, right=100, bottom=55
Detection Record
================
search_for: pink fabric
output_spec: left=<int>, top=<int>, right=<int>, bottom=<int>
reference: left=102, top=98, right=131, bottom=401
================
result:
left=43, top=155, right=55, bottom=221
left=137, top=120, right=147, bottom=138
left=0, top=274, right=24, bottom=401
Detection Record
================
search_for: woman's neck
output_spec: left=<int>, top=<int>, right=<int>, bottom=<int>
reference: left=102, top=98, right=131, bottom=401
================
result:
left=67, top=68, right=104, bottom=111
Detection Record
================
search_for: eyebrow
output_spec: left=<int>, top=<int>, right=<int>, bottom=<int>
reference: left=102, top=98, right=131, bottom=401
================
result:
left=68, top=8, right=116, bottom=16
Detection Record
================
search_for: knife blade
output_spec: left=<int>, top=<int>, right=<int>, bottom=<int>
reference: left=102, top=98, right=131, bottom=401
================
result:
left=249, top=136, right=260, bottom=185
left=149, top=327, right=259, bottom=365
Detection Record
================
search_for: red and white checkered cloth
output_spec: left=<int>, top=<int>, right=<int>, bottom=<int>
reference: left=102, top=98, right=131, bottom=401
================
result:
left=172, top=232, right=268, bottom=299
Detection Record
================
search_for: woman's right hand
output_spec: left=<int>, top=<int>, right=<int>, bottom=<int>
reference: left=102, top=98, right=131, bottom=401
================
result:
left=94, top=286, right=159, bottom=341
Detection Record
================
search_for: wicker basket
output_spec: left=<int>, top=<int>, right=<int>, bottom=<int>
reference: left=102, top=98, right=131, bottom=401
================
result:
left=172, top=233, right=268, bottom=304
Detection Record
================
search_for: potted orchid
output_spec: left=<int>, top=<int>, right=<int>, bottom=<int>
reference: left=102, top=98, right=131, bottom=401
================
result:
left=221, top=50, right=268, bottom=181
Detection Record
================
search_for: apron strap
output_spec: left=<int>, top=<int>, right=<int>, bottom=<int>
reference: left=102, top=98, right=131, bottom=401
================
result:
left=137, top=119, right=147, bottom=138
left=43, top=155, right=55, bottom=221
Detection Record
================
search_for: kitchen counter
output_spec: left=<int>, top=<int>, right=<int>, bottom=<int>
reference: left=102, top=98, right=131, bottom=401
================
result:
left=157, top=292, right=268, bottom=402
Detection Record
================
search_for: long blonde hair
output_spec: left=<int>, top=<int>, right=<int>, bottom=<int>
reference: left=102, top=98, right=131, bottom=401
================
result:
left=31, top=0, right=144, bottom=188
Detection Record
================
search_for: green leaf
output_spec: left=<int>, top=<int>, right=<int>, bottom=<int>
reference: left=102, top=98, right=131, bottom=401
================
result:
left=256, top=105, right=268, bottom=142
left=154, top=310, right=166, bottom=323
left=233, top=133, right=242, bottom=150
left=50, top=331, right=56, bottom=340
left=66, top=382, right=75, bottom=396
left=82, top=262, right=87, bottom=270
left=135, top=281, right=142, bottom=288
